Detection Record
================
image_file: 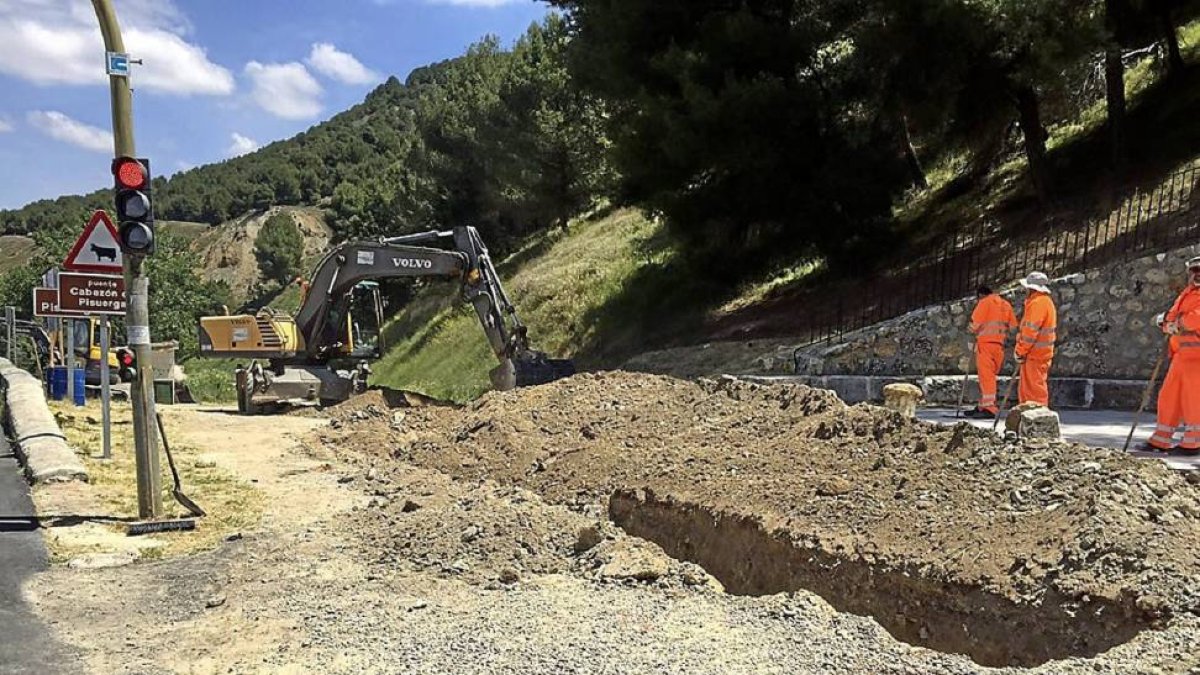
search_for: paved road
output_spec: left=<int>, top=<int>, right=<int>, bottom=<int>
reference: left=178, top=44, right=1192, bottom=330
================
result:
left=919, top=408, right=1200, bottom=471
left=0, top=435, right=79, bottom=674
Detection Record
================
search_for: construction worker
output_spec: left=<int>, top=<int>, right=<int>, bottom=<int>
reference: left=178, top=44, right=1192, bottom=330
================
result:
left=966, top=285, right=1016, bottom=419
left=1014, top=272, right=1057, bottom=407
left=1140, top=256, right=1200, bottom=455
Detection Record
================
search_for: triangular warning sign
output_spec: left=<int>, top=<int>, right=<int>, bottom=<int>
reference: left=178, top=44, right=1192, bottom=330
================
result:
left=63, top=210, right=123, bottom=273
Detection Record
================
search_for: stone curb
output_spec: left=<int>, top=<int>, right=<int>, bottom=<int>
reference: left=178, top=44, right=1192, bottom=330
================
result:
left=742, top=374, right=1152, bottom=411
left=0, top=358, right=88, bottom=484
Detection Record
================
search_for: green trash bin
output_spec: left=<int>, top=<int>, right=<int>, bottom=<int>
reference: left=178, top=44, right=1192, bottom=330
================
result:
left=154, top=379, right=176, bottom=405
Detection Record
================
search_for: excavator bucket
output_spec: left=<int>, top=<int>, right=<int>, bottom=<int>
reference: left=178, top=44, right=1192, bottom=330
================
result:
left=517, top=352, right=576, bottom=388
left=490, top=352, right=575, bottom=391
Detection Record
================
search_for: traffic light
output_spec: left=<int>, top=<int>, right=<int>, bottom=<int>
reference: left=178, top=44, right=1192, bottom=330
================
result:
left=112, top=156, right=154, bottom=255
left=115, top=346, right=136, bottom=382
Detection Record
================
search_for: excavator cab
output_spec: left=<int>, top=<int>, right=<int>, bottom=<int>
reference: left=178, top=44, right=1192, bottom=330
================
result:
left=345, top=281, right=385, bottom=360
left=316, top=281, right=384, bottom=360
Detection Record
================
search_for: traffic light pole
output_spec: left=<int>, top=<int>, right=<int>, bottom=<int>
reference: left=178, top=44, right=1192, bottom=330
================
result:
left=91, top=0, right=161, bottom=519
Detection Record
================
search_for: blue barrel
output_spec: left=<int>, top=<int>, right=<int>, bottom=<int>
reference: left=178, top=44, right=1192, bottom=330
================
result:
left=49, top=366, right=67, bottom=401
left=73, top=368, right=86, bottom=406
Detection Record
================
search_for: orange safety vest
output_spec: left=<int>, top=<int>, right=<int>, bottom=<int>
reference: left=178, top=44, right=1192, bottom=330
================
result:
left=1165, top=285, right=1200, bottom=361
left=969, top=294, right=1017, bottom=345
left=1016, top=292, right=1057, bottom=360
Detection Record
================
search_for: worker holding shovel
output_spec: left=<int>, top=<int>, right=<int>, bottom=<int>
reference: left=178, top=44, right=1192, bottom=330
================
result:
left=1137, top=256, right=1200, bottom=456
left=965, top=285, right=1017, bottom=419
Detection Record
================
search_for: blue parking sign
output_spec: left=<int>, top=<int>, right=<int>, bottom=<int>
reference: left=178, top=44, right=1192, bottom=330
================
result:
left=106, top=52, right=130, bottom=77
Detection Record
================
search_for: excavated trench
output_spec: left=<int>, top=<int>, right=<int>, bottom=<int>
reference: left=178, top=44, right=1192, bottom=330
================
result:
left=608, top=489, right=1152, bottom=668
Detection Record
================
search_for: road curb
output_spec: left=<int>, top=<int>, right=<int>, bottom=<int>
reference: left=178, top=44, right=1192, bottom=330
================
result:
left=0, top=358, right=88, bottom=484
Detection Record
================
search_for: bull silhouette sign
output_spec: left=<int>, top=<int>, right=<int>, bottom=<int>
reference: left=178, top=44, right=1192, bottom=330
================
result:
left=63, top=210, right=124, bottom=274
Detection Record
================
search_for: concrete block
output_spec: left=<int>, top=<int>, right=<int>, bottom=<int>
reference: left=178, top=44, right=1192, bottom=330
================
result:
left=1018, top=407, right=1062, bottom=440
left=1048, top=379, right=1091, bottom=409
left=821, top=376, right=872, bottom=404
left=877, top=376, right=922, bottom=394
left=1005, top=402, right=1044, bottom=433
left=1091, top=379, right=1152, bottom=411
left=882, top=383, right=923, bottom=418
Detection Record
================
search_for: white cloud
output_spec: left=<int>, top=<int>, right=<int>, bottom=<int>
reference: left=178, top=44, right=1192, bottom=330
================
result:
left=244, top=61, right=322, bottom=120
left=27, top=110, right=111, bottom=153
left=306, top=43, right=381, bottom=85
left=0, top=118, right=12, bottom=133
left=226, top=133, right=259, bottom=157
left=0, top=1, right=233, bottom=96
left=114, top=0, right=193, bottom=34
left=125, top=29, right=235, bottom=95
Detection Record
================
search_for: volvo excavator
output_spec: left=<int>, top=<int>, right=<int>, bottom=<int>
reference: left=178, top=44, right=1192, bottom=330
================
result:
left=197, top=226, right=573, bottom=413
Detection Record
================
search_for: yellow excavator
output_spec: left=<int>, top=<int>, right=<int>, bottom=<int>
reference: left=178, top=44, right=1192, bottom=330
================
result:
left=198, top=226, right=573, bottom=413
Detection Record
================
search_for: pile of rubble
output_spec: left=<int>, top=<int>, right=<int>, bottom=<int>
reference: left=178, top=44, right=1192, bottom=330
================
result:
left=319, top=372, right=1200, bottom=667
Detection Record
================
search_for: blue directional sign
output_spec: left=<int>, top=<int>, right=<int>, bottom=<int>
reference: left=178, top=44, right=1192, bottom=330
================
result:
left=106, top=52, right=130, bottom=77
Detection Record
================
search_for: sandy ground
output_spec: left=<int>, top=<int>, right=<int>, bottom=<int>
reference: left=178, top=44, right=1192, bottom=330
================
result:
left=22, top=379, right=1200, bottom=674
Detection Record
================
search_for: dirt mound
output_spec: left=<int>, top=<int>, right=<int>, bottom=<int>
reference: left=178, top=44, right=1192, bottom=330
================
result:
left=316, top=371, right=1200, bottom=667
left=335, top=457, right=722, bottom=594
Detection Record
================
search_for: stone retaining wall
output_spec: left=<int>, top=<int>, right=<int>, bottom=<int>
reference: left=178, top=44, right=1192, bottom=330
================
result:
left=777, top=244, right=1200, bottom=380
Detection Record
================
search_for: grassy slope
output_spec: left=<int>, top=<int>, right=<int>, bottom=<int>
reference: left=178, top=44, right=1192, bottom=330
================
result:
left=0, top=235, right=36, bottom=275
left=370, top=208, right=686, bottom=401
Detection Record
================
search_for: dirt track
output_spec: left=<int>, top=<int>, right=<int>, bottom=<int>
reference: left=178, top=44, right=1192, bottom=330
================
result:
left=25, top=374, right=1200, bottom=673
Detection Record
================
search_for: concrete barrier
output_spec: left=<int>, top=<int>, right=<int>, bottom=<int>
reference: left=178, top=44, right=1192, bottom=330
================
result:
left=0, top=358, right=87, bottom=483
left=742, top=374, right=1151, bottom=411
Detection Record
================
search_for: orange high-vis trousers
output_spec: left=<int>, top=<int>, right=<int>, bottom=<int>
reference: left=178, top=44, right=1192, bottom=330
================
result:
left=1018, top=357, right=1052, bottom=407
left=975, top=342, right=1005, bottom=413
left=1149, top=358, right=1200, bottom=450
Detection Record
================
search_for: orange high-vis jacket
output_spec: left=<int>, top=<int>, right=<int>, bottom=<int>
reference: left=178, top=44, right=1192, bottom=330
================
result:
left=1165, top=286, right=1200, bottom=360
left=1016, top=292, right=1057, bottom=360
left=969, top=294, right=1017, bottom=345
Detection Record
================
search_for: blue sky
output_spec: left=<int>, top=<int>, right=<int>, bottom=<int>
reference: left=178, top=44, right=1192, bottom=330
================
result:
left=0, top=0, right=553, bottom=209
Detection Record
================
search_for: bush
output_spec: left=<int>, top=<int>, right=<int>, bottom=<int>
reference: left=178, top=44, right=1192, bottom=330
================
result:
left=255, top=213, right=304, bottom=284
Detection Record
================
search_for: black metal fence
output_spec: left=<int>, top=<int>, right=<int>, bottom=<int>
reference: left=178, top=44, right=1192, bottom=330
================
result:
left=787, top=161, right=1200, bottom=348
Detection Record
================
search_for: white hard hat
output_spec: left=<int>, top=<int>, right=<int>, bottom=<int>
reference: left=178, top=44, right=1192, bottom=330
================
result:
left=1187, top=255, right=1200, bottom=269
left=1019, top=271, right=1052, bottom=293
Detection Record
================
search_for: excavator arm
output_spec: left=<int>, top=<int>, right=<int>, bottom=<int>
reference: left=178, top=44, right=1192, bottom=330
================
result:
left=201, top=225, right=572, bottom=396
left=293, top=236, right=468, bottom=360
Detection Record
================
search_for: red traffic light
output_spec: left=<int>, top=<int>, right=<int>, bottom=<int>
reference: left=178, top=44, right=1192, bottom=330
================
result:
left=117, top=349, right=134, bottom=367
left=113, top=157, right=147, bottom=190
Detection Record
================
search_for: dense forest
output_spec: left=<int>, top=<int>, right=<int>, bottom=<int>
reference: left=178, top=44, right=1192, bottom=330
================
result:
left=1, top=2, right=1198, bottom=350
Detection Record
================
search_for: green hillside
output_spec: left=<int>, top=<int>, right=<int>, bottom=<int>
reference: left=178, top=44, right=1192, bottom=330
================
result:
left=371, top=209, right=682, bottom=400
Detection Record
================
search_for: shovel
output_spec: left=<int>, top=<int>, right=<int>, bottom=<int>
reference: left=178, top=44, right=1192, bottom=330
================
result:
left=1123, top=336, right=1172, bottom=453
left=992, top=362, right=1021, bottom=432
left=155, top=412, right=206, bottom=518
left=956, top=341, right=974, bottom=418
